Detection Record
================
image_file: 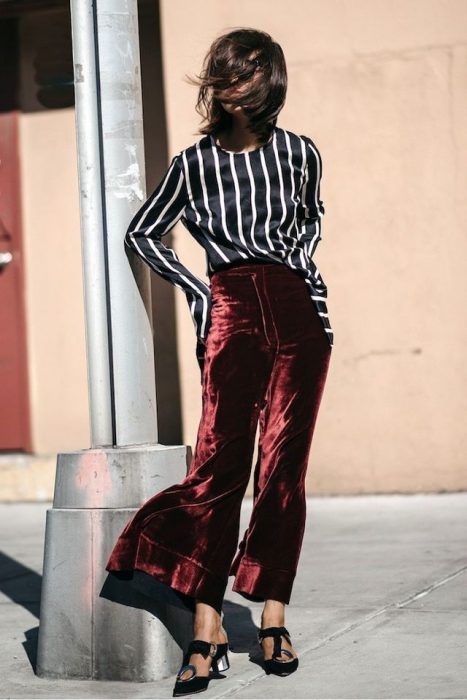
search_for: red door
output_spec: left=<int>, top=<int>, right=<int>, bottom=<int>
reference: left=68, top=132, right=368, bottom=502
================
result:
left=0, top=111, right=32, bottom=452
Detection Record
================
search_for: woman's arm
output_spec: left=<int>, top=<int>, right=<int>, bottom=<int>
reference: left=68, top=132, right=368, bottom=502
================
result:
left=298, top=136, right=326, bottom=260
left=124, top=153, right=212, bottom=345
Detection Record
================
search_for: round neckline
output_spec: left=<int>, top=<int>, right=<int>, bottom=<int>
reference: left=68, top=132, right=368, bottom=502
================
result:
left=210, top=126, right=277, bottom=155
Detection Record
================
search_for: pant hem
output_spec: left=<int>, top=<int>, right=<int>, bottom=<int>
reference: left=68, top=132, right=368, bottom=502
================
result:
left=230, top=555, right=295, bottom=605
left=105, top=533, right=226, bottom=614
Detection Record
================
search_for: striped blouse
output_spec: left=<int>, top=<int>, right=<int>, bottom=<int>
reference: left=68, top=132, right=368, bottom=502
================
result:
left=124, top=124, right=333, bottom=358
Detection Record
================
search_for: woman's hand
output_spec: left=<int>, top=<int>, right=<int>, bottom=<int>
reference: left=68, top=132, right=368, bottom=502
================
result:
left=196, top=337, right=207, bottom=378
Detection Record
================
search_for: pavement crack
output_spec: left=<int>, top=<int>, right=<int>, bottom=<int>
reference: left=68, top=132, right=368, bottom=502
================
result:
left=395, top=564, right=467, bottom=608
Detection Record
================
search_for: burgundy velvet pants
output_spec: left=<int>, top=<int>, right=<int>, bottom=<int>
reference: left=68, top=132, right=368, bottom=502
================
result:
left=105, top=262, right=332, bottom=614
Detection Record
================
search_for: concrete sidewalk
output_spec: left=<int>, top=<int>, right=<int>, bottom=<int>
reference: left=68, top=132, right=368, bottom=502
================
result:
left=1, top=494, right=466, bottom=699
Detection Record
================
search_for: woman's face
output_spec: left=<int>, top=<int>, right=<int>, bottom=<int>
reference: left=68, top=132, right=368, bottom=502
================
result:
left=219, top=83, right=248, bottom=115
left=219, top=55, right=262, bottom=115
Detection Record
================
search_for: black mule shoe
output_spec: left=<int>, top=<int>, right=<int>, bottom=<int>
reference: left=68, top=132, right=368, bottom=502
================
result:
left=172, top=636, right=230, bottom=697
left=257, top=625, right=299, bottom=676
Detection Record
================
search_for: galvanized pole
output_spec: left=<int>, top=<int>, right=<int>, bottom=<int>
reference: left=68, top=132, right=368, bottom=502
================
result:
left=36, top=0, right=191, bottom=680
left=72, top=0, right=158, bottom=447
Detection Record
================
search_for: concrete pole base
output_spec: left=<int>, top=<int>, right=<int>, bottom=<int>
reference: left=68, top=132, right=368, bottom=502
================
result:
left=36, top=445, right=195, bottom=681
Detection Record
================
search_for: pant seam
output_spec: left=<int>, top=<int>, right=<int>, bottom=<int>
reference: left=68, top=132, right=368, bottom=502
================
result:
left=234, top=555, right=297, bottom=575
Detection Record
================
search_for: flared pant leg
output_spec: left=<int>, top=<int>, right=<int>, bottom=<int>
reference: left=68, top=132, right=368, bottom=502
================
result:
left=229, top=316, right=331, bottom=604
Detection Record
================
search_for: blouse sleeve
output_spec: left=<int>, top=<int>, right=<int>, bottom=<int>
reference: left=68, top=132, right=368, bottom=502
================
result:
left=298, top=136, right=326, bottom=260
left=124, top=153, right=212, bottom=342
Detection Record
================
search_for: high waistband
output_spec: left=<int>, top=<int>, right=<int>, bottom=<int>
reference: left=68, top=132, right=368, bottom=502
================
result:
left=208, top=258, right=282, bottom=277
left=210, top=260, right=291, bottom=278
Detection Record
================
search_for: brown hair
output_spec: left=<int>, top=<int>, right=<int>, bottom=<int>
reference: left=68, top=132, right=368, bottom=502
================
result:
left=186, top=28, right=287, bottom=146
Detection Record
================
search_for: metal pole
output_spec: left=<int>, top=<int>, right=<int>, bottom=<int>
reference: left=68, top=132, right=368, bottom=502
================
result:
left=71, top=0, right=158, bottom=447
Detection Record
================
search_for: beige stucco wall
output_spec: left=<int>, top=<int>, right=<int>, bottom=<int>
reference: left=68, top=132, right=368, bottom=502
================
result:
left=14, top=0, right=467, bottom=496
left=20, top=107, right=90, bottom=456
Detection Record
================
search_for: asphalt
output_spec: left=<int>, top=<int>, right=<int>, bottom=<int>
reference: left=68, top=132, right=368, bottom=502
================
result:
left=1, top=494, right=466, bottom=699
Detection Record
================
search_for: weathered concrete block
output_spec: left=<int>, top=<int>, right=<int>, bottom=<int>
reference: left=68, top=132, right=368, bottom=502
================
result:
left=36, top=445, right=194, bottom=681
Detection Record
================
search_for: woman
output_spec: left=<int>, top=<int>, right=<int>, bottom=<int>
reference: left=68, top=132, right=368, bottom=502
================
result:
left=105, top=27, right=333, bottom=696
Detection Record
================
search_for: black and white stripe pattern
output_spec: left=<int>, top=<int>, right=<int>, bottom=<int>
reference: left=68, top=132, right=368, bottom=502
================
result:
left=124, top=125, right=333, bottom=349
